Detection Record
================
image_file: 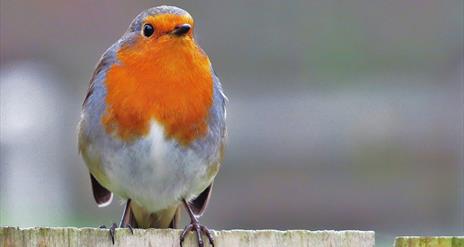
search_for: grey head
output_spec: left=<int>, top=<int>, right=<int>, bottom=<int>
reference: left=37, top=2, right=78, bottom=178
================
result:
left=128, top=5, right=192, bottom=33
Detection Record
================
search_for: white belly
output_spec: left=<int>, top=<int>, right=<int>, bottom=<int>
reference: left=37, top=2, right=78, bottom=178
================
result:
left=90, top=121, right=217, bottom=213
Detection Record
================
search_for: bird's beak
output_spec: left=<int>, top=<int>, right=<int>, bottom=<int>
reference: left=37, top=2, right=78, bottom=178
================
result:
left=172, top=24, right=191, bottom=36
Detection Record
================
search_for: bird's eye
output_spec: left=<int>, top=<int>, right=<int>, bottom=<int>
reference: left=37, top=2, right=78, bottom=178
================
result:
left=143, top=24, right=154, bottom=37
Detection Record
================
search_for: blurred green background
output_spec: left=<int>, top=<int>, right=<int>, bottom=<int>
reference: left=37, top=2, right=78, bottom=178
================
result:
left=0, top=0, right=462, bottom=246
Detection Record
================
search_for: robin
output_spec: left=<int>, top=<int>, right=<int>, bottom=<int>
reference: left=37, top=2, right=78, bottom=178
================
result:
left=77, top=6, right=226, bottom=247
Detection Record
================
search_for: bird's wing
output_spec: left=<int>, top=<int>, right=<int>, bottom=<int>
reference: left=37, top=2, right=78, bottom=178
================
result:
left=90, top=174, right=113, bottom=207
left=81, top=47, right=117, bottom=207
left=186, top=72, right=226, bottom=216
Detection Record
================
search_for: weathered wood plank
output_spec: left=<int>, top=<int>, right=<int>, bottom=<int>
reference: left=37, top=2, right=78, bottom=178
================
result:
left=395, top=236, right=464, bottom=247
left=0, top=227, right=375, bottom=247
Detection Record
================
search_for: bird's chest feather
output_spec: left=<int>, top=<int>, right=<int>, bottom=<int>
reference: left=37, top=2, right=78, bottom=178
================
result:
left=102, top=38, right=213, bottom=146
left=99, top=120, right=215, bottom=211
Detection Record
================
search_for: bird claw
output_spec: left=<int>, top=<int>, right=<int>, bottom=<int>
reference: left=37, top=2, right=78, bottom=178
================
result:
left=180, top=221, right=214, bottom=247
left=126, top=224, right=134, bottom=234
left=109, top=223, right=117, bottom=244
left=99, top=222, right=134, bottom=244
left=200, top=225, right=215, bottom=246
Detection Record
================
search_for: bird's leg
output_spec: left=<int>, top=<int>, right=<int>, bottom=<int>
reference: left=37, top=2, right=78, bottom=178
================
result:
left=119, top=199, right=134, bottom=233
left=180, top=199, right=215, bottom=247
left=99, top=199, right=134, bottom=245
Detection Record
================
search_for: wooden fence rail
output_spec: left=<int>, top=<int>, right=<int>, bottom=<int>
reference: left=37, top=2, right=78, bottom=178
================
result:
left=395, top=236, right=464, bottom=247
left=1, top=227, right=375, bottom=247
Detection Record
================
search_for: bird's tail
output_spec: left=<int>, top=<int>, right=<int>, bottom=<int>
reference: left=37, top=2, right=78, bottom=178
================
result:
left=122, top=200, right=180, bottom=229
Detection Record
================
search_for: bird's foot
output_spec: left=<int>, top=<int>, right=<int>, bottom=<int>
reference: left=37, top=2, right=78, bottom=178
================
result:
left=180, top=220, right=214, bottom=247
left=99, top=223, right=134, bottom=244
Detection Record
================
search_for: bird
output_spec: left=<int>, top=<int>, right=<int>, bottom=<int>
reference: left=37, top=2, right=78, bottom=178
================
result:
left=77, top=5, right=227, bottom=247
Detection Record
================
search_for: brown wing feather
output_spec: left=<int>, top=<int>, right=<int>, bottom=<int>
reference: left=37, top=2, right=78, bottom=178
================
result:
left=90, top=174, right=113, bottom=207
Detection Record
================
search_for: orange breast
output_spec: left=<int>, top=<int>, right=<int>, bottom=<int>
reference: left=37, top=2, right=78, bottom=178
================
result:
left=102, top=36, right=213, bottom=146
